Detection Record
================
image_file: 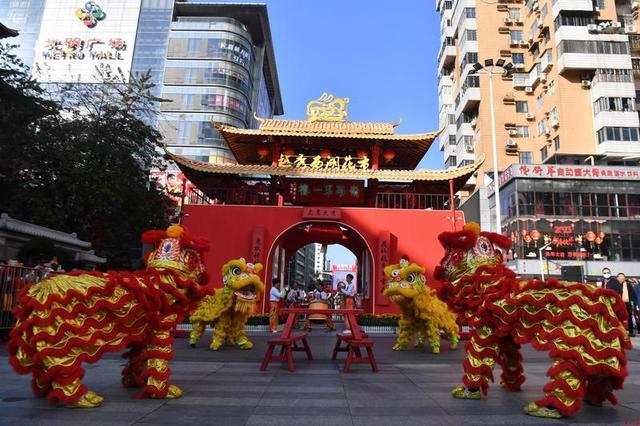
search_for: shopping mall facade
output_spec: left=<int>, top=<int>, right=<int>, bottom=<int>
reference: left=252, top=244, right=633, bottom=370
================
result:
left=0, top=0, right=283, bottom=163
left=486, top=162, right=640, bottom=279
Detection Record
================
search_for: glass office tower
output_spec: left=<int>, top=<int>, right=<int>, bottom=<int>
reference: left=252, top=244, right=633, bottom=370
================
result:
left=159, top=2, right=283, bottom=163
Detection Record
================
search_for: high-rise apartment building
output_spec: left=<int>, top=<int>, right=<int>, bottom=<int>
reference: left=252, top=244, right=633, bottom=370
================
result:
left=159, top=2, right=283, bottom=163
left=436, top=0, right=640, bottom=276
left=436, top=0, right=640, bottom=222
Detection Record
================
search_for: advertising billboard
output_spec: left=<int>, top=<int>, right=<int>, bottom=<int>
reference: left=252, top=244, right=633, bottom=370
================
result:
left=331, top=264, right=357, bottom=291
left=33, top=0, right=142, bottom=83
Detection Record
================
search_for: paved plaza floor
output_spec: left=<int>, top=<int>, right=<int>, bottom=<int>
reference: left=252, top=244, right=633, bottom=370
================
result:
left=1, top=332, right=639, bottom=425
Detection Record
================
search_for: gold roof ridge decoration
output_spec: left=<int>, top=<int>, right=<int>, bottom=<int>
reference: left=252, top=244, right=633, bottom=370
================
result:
left=306, top=92, right=349, bottom=122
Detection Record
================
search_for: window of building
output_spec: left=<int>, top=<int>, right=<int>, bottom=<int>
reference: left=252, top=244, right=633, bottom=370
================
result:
left=449, top=135, right=456, bottom=145
left=597, top=127, right=640, bottom=143
left=593, top=97, right=636, bottom=114
left=537, top=119, right=546, bottom=136
left=540, top=146, right=548, bottom=161
left=464, top=8, right=476, bottom=18
left=593, top=68, right=633, bottom=83
left=536, top=92, right=544, bottom=109
left=558, top=40, right=630, bottom=55
left=515, top=100, right=528, bottom=113
left=553, top=136, right=560, bottom=151
left=519, top=151, right=533, bottom=164
left=516, top=125, right=530, bottom=137
left=550, top=107, right=558, bottom=122
left=508, top=8, right=521, bottom=20
left=553, top=14, right=595, bottom=30
left=512, top=53, right=525, bottom=64
left=445, top=155, right=457, bottom=167
left=463, top=29, right=477, bottom=41
left=177, top=121, right=191, bottom=143
left=541, top=4, right=548, bottom=19
left=511, top=30, right=524, bottom=42
left=595, top=0, right=605, bottom=9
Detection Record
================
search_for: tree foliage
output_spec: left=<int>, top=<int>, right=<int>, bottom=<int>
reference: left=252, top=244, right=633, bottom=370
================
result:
left=0, top=44, right=175, bottom=268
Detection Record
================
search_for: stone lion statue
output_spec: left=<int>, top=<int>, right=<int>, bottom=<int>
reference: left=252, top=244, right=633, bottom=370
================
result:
left=383, top=259, right=459, bottom=353
left=435, top=222, right=631, bottom=419
left=189, top=258, right=264, bottom=350
left=8, top=225, right=210, bottom=408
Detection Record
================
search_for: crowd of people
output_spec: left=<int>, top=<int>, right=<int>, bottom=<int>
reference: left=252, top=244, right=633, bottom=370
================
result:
left=268, top=274, right=357, bottom=333
left=599, top=267, right=640, bottom=337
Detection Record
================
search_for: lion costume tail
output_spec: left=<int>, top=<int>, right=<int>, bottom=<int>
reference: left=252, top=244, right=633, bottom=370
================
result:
left=7, top=272, right=149, bottom=403
left=499, top=278, right=631, bottom=413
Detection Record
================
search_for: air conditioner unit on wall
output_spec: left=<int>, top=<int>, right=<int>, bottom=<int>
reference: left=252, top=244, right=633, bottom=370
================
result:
left=506, top=139, right=518, bottom=148
left=508, top=129, right=518, bottom=136
left=515, top=63, right=525, bottom=70
left=526, top=112, right=535, bottom=120
left=626, top=25, right=636, bottom=34
left=525, top=86, right=534, bottom=93
left=551, top=119, right=559, bottom=128
left=587, top=24, right=598, bottom=32
left=544, top=128, right=551, bottom=136
left=519, top=40, right=529, bottom=47
left=581, top=80, right=591, bottom=88
left=540, top=73, right=547, bottom=83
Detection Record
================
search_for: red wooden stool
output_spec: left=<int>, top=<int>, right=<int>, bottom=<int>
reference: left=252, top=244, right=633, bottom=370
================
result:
left=260, top=332, right=312, bottom=372
left=332, top=332, right=369, bottom=360
left=343, top=338, right=378, bottom=373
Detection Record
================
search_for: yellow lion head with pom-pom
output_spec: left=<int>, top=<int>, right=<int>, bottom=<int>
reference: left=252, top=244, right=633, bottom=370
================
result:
left=382, top=259, right=459, bottom=353
left=383, top=259, right=427, bottom=305
left=221, top=258, right=265, bottom=303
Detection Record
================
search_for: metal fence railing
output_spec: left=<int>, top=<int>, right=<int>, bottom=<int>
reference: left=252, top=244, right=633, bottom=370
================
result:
left=1, top=266, right=52, bottom=331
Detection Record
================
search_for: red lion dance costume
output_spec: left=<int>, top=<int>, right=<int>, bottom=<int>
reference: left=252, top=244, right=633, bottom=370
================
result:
left=435, top=222, right=631, bottom=419
left=7, top=225, right=210, bottom=408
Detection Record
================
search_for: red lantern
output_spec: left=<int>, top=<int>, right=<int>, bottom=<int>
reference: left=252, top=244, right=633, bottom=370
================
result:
left=520, top=230, right=528, bottom=237
left=595, top=237, right=603, bottom=245
left=283, top=147, right=295, bottom=156
left=530, top=230, right=541, bottom=241
left=320, top=149, right=331, bottom=159
left=382, top=149, right=396, bottom=163
left=356, top=149, right=369, bottom=158
left=585, top=231, right=596, bottom=242
left=256, top=146, right=270, bottom=160
left=524, top=235, right=532, bottom=243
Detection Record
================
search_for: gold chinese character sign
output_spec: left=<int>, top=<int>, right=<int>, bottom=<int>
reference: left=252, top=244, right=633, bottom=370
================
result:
left=277, top=154, right=368, bottom=171
left=306, top=93, right=349, bottom=122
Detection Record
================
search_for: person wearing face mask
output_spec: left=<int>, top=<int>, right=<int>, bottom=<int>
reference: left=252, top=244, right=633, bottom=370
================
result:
left=599, top=267, right=614, bottom=289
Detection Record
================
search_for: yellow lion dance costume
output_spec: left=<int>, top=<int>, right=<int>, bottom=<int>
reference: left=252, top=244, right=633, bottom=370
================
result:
left=435, top=223, right=631, bottom=419
left=7, top=225, right=210, bottom=408
left=383, top=259, right=459, bottom=353
left=189, top=258, right=264, bottom=350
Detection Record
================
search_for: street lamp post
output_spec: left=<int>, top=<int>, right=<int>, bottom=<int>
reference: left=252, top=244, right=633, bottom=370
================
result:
left=469, top=59, right=514, bottom=233
left=539, top=241, right=554, bottom=281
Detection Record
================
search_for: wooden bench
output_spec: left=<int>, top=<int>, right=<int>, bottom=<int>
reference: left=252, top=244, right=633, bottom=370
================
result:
left=260, top=332, right=312, bottom=372
left=342, top=338, right=378, bottom=373
left=332, top=332, right=369, bottom=360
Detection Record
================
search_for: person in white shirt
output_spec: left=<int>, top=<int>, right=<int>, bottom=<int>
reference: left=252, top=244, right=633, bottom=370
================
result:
left=269, top=278, right=283, bottom=333
left=342, top=274, right=356, bottom=333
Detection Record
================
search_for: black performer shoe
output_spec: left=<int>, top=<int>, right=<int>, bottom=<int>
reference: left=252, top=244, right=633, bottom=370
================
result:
left=190, top=343, right=196, bottom=348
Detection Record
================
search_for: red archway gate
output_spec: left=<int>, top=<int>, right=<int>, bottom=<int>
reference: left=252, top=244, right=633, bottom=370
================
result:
left=183, top=204, right=464, bottom=314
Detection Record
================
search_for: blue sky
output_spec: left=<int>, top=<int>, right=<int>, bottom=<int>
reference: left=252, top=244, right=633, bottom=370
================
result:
left=247, top=0, right=442, bottom=265
left=261, top=0, right=442, bottom=169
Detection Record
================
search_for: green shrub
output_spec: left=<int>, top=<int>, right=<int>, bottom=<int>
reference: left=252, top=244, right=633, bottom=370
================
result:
left=356, top=314, right=399, bottom=327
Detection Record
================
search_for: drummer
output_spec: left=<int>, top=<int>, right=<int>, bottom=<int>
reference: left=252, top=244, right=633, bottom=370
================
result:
left=304, top=281, right=335, bottom=331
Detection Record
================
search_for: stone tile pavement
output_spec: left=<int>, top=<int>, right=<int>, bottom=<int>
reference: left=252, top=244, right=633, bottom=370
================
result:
left=1, top=333, right=639, bottom=425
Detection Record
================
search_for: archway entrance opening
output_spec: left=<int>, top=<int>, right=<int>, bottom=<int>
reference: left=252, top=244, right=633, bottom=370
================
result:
left=266, top=221, right=374, bottom=313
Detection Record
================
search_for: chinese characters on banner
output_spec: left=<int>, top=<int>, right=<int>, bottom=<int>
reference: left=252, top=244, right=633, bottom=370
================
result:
left=251, top=228, right=265, bottom=264
left=376, top=231, right=392, bottom=306
left=488, top=163, right=640, bottom=194
left=42, top=37, right=127, bottom=61
left=301, top=207, right=342, bottom=220
left=277, top=154, right=370, bottom=171
left=289, top=180, right=365, bottom=206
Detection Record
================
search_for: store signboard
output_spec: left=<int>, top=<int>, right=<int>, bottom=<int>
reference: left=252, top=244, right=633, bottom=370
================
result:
left=34, top=0, right=141, bottom=83
left=488, top=163, right=640, bottom=194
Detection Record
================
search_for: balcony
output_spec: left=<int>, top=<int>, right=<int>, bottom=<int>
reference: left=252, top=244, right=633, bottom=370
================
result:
left=551, top=0, right=594, bottom=18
